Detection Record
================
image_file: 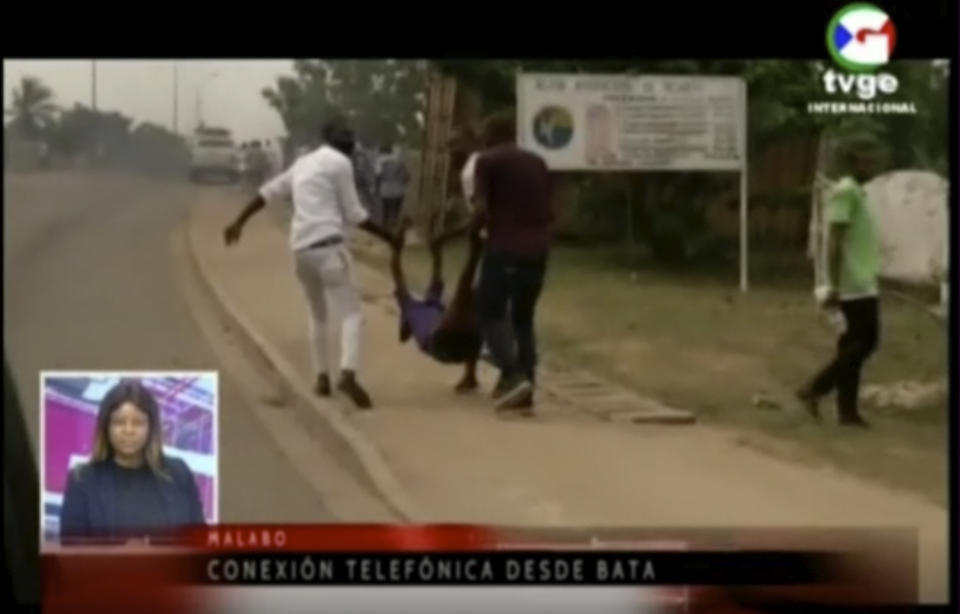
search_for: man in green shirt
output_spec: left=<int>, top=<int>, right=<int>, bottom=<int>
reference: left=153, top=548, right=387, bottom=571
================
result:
left=797, top=135, right=884, bottom=428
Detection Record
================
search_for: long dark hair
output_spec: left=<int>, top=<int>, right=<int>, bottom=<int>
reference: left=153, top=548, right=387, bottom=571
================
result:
left=90, top=379, right=170, bottom=480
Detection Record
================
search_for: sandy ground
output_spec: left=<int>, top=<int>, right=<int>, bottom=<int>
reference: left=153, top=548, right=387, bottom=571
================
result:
left=189, top=188, right=950, bottom=603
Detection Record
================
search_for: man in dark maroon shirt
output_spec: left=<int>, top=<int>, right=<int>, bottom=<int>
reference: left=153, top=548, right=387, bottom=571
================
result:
left=472, top=113, right=554, bottom=411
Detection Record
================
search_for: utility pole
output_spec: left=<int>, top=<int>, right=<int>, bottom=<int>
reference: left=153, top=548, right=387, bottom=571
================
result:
left=172, top=62, right=179, bottom=133
left=91, top=60, right=98, bottom=111
left=196, top=71, right=220, bottom=129
left=90, top=60, right=100, bottom=165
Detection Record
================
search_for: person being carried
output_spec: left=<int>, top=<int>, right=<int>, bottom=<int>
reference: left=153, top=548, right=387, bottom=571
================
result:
left=389, top=216, right=484, bottom=393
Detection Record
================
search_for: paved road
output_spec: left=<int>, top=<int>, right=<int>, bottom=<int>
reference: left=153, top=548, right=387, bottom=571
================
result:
left=3, top=171, right=334, bottom=523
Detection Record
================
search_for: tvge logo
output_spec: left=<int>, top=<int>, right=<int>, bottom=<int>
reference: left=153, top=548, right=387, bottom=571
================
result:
left=821, top=68, right=899, bottom=101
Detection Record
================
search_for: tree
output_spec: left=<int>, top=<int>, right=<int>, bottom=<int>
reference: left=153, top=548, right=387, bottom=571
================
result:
left=125, top=122, right=190, bottom=174
left=5, top=76, right=57, bottom=141
left=262, top=60, right=427, bottom=148
left=46, top=104, right=132, bottom=158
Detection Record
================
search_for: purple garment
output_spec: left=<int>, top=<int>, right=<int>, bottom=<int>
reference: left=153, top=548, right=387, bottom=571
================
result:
left=395, top=280, right=445, bottom=353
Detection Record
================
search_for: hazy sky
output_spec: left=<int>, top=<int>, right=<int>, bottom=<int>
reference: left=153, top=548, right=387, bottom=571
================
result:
left=4, top=59, right=294, bottom=141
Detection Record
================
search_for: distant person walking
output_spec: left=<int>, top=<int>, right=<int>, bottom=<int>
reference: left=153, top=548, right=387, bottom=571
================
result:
left=796, top=134, right=884, bottom=428
left=237, top=142, right=250, bottom=187
left=375, top=143, right=410, bottom=230
left=223, top=120, right=397, bottom=408
left=38, top=141, right=51, bottom=170
left=472, top=113, right=554, bottom=411
left=352, top=138, right=380, bottom=222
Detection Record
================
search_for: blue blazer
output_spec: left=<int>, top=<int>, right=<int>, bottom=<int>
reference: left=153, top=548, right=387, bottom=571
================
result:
left=60, top=456, right=206, bottom=539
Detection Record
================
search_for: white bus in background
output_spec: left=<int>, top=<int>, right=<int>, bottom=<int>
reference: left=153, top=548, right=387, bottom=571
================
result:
left=190, top=126, right=238, bottom=184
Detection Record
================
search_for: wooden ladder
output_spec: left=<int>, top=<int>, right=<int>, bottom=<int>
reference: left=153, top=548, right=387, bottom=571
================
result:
left=416, top=70, right=458, bottom=238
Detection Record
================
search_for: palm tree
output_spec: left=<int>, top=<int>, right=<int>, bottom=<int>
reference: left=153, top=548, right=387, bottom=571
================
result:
left=5, top=76, right=57, bottom=141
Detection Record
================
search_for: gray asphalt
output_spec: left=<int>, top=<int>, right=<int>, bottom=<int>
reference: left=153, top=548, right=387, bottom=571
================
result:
left=3, top=171, right=334, bottom=522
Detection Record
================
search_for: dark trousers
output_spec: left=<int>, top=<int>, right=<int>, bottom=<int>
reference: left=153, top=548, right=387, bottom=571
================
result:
left=477, top=251, right=548, bottom=383
left=806, top=297, right=880, bottom=420
left=382, top=198, right=403, bottom=230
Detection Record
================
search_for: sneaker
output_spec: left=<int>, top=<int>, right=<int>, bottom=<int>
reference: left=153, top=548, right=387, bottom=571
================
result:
left=839, top=415, right=870, bottom=429
left=497, top=393, right=535, bottom=419
left=494, top=377, right=533, bottom=410
left=499, top=392, right=534, bottom=413
left=491, top=374, right=511, bottom=399
left=338, top=372, right=373, bottom=409
left=314, top=373, right=331, bottom=397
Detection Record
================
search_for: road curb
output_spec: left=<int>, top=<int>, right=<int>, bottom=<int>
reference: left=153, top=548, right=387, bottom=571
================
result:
left=183, top=204, right=424, bottom=523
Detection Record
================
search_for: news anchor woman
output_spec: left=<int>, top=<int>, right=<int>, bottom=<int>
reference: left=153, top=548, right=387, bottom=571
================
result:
left=59, top=379, right=206, bottom=540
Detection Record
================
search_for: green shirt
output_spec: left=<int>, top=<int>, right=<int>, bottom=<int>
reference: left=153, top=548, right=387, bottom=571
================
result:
left=826, top=177, right=880, bottom=299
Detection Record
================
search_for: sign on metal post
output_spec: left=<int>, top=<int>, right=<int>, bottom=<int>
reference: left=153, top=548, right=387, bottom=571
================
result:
left=737, top=78, right=749, bottom=292
left=516, top=73, right=749, bottom=290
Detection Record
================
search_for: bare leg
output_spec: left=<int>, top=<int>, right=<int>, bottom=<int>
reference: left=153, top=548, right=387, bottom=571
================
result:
left=389, top=221, right=410, bottom=297
left=455, top=359, right=479, bottom=394
left=428, top=214, right=444, bottom=290
left=456, top=233, right=483, bottom=303
left=438, top=230, right=483, bottom=328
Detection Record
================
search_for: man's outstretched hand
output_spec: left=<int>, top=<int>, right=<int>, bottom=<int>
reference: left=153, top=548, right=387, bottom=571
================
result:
left=223, top=222, right=243, bottom=246
left=224, top=195, right=266, bottom=247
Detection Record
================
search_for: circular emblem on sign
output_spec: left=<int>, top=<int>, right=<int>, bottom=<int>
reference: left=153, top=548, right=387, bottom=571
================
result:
left=826, top=3, right=896, bottom=72
left=532, top=106, right=574, bottom=150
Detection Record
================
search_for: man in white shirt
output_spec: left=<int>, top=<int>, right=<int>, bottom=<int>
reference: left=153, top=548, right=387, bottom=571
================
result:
left=223, top=121, right=397, bottom=409
left=461, top=151, right=479, bottom=208
left=450, top=126, right=481, bottom=211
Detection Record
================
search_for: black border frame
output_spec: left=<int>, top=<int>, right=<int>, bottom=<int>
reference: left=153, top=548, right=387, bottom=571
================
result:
left=2, top=1, right=957, bottom=612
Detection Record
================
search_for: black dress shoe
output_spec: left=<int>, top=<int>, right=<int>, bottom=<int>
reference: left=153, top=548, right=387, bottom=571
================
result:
left=314, top=373, right=331, bottom=397
left=338, top=372, right=373, bottom=409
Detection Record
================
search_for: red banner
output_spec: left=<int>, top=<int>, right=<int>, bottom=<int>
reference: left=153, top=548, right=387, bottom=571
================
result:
left=42, top=552, right=205, bottom=614
left=43, top=526, right=917, bottom=612
left=182, top=524, right=503, bottom=551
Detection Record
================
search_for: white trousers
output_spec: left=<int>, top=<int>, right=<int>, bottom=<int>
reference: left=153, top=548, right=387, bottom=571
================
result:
left=293, top=244, right=363, bottom=374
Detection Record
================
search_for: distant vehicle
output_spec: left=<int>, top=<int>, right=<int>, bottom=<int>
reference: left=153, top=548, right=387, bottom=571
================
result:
left=189, top=127, right=238, bottom=183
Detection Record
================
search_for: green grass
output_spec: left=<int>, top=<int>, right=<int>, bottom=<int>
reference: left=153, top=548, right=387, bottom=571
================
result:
left=356, top=239, right=949, bottom=506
